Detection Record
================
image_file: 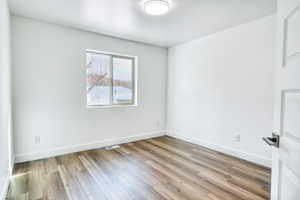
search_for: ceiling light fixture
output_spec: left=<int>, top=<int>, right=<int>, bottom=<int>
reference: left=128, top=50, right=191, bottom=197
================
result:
left=144, top=0, right=170, bottom=16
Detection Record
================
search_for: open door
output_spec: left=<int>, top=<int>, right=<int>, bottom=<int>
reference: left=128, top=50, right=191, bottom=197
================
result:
left=265, top=0, right=300, bottom=199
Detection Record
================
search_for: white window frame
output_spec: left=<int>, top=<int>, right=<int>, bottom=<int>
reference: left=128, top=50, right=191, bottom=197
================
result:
left=86, top=49, right=138, bottom=108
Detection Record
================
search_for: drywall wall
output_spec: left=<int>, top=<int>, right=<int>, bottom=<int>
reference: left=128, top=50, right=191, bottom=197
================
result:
left=0, top=0, right=12, bottom=198
left=12, top=16, right=167, bottom=162
left=167, top=15, right=276, bottom=167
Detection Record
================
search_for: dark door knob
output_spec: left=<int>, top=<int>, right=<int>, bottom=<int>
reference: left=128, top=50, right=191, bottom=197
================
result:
left=263, top=133, right=280, bottom=148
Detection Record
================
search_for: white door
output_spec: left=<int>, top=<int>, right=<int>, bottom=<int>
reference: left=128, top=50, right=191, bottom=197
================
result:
left=269, top=0, right=300, bottom=199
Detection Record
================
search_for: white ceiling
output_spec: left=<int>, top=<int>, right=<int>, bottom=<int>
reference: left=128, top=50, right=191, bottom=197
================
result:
left=8, top=0, right=276, bottom=47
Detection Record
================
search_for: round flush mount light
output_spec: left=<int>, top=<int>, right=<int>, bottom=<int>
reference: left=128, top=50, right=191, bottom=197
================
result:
left=144, top=0, right=170, bottom=15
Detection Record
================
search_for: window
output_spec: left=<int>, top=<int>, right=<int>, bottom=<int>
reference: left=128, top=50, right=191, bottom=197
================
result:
left=86, top=50, right=137, bottom=107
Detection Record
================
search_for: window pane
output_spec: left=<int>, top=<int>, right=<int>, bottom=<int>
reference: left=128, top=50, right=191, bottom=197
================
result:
left=86, top=53, right=112, bottom=105
left=112, top=57, right=134, bottom=104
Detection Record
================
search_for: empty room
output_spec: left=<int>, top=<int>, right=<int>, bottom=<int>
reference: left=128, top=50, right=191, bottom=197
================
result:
left=1, top=0, right=300, bottom=199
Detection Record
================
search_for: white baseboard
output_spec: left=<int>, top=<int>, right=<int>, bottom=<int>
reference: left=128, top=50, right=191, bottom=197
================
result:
left=15, top=131, right=165, bottom=163
left=166, top=131, right=271, bottom=168
left=15, top=130, right=271, bottom=168
left=0, top=174, right=10, bottom=200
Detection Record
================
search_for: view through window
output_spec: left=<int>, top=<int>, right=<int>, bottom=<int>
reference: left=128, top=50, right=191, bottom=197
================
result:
left=86, top=50, right=136, bottom=106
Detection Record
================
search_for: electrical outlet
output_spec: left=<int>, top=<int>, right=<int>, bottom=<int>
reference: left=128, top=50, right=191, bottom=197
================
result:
left=156, top=121, right=160, bottom=128
left=234, top=133, right=241, bottom=142
left=35, top=136, right=41, bottom=144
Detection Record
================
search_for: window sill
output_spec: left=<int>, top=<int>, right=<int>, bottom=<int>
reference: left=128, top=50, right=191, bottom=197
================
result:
left=86, top=104, right=138, bottom=109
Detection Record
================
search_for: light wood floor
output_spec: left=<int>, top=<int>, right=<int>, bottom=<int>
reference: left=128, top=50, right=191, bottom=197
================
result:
left=7, top=136, right=271, bottom=200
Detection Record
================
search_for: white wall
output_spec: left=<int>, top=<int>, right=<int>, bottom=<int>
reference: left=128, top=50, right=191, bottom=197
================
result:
left=12, top=16, right=168, bottom=162
left=0, top=0, right=12, bottom=198
left=167, top=15, right=276, bottom=167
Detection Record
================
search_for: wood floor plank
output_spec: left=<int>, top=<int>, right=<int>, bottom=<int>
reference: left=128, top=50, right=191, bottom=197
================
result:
left=7, top=136, right=271, bottom=200
left=149, top=138, right=270, bottom=199
left=117, top=145, right=196, bottom=200
left=96, top=149, right=169, bottom=200
left=125, top=143, right=242, bottom=200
